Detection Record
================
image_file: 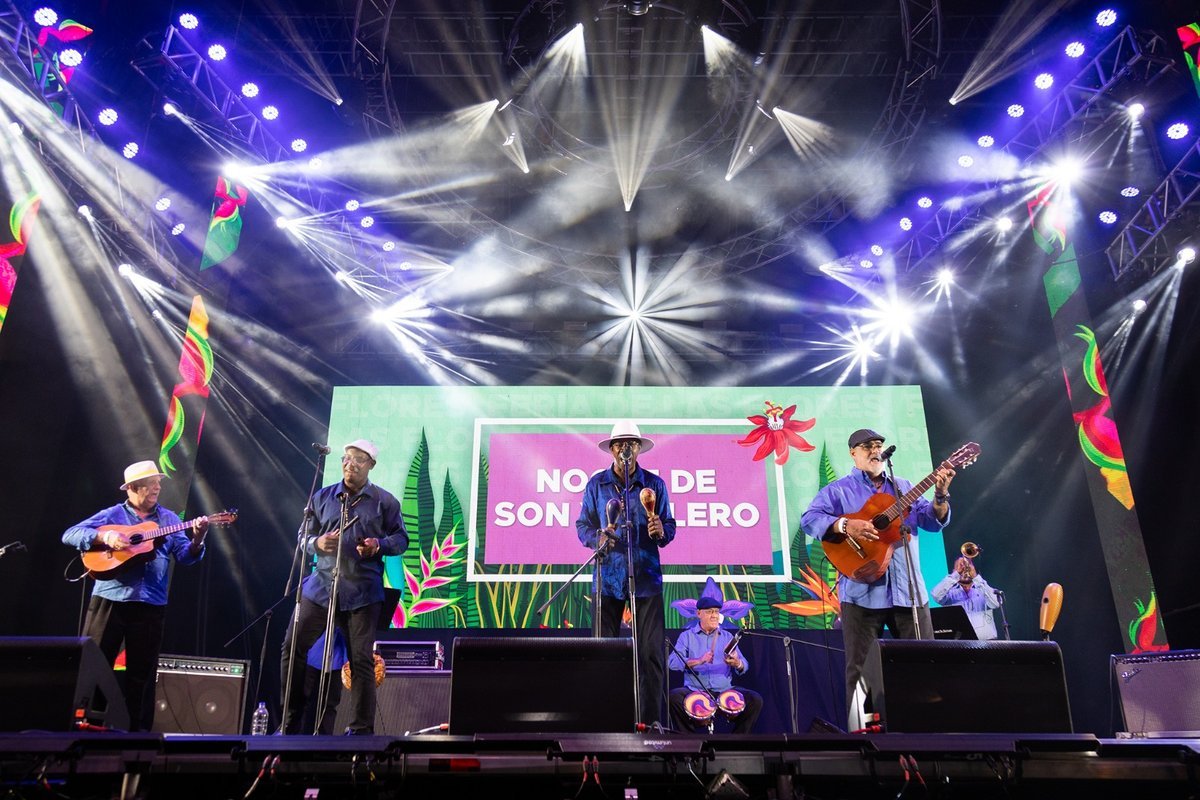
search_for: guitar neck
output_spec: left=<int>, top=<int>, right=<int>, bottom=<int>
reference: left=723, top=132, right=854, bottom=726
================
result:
left=142, top=518, right=199, bottom=542
left=882, top=462, right=948, bottom=523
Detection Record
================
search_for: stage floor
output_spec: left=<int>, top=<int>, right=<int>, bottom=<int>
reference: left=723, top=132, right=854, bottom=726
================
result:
left=2, top=731, right=1197, bottom=799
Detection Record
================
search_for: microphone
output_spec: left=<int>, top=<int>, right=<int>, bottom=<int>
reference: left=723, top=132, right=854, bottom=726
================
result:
left=312, top=443, right=331, bottom=455
left=723, top=630, right=743, bottom=658
left=620, top=442, right=633, bottom=462
left=879, top=445, right=896, bottom=460
left=1039, top=582, right=1063, bottom=639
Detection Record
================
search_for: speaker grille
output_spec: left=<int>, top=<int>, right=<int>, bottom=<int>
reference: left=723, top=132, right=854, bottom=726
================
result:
left=1114, top=649, right=1200, bottom=734
left=153, top=654, right=248, bottom=735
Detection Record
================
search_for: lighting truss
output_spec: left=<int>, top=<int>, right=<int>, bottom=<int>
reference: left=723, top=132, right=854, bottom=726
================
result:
left=1106, top=132, right=1200, bottom=279
left=895, top=24, right=1177, bottom=275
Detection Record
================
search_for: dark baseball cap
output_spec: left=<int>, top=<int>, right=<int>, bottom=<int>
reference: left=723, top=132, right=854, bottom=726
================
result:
left=847, top=428, right=885, bottom=449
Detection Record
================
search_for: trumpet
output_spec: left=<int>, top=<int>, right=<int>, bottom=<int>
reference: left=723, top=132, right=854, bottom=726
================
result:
left=960, top=542, right=981, bottom=560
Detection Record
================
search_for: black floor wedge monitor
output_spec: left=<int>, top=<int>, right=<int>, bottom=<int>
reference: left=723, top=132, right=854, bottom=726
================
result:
left=449, top=636, right=636, bottom=735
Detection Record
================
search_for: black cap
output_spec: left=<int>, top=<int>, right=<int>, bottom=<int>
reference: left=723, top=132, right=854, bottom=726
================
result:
left=697, top=596, right=722, bottom=610
left=848, top=428, right=885, bottom=449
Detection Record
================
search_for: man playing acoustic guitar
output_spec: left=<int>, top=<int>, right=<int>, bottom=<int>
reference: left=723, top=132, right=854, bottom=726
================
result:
left=62, top=460, right=210, bottom=731
left=801, top=428, right=955, bottom=732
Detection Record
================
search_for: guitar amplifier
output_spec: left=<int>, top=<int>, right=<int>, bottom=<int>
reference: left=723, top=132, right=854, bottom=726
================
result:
left=153, top=655, right=248, bottom=735
left=375, top=640, right=444, bottom=671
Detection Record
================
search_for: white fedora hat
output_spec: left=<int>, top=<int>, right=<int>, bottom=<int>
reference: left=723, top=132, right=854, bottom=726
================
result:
left=120, top=460, right=168, bottom=490
left=597, top=421, right=654, bottom=453
left=344, top=438, right=379, bottom=462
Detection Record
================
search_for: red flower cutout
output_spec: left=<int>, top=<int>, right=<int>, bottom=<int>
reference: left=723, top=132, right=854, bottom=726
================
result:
left=737, top=401, right=815, bottom=465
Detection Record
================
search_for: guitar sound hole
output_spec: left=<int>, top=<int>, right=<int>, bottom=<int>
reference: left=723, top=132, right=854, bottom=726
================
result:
left=871, top=514, right=890, bottom=529
left=129, top=534, right=144, bottom=545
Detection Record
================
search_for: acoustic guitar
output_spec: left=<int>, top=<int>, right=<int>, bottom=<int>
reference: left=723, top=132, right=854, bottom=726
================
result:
left=81, top=509, right=238, bottom=577
left=822, top=443, right=980, bottom=583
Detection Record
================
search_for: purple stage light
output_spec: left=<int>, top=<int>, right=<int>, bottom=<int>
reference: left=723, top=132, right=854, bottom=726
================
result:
left=977, top=134, right=994, bottom=148
left=917, top=196, right=933, bottom=209
left=345, top=199, right=360, bottom=211
left=122, top=142, right=138, bottom=158
left=360, top=216, right=375, bottom=229
left=1098, top=211, right=1117, bottom=225
left=1166, top=123, right=1189, bottom=140
left=59, top=48, right=82, bottom=67
left=1034, top=73, right=1054, bottom=90
left=33, top=7, right=58, bottom=26
left=869, top=244, right=883, bottom=256
left=179, top=13, right=198, bottom=29
left=207, top=44, right=227, bottom=61
left=899, top=217, right=912, bottom=231
left=261, top=105, right=278, bottom=120
left=957, top=155, right=973, bottom=167
left=154, top=197, right=172, bottom=211
left=241, top=82, right=259, bottom=98
left=1007, top=104, right=1024, bottom=118
left=1095, top=9, right=1116, bottom=27
left=1065, top=41, right=1085, bottom=58
left=98, top=108, right=118, bottom=125
left=290, top=138, right=307, bottom=152
left=1120, top=186, right=1139, bottom=198
left=171, top=223, right=186, bottom=236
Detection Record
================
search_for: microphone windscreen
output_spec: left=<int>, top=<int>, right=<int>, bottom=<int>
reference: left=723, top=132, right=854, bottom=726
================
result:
left=1039, top=582, right=1063, bottom=635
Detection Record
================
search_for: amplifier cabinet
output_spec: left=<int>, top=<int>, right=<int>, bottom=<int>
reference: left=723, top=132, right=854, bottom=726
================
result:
left=153, top=654, right=249, bottom=735
left=1113, top=649, right=1200, bottom=735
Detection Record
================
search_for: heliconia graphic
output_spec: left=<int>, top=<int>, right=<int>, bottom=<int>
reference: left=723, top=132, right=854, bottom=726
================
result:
left=1068, top=325, right=1132, bottom=509
left=199, top=177, right=249, bottom=270
left=0, top=191, right=41, bottom=335
left=158, top=295, right=213, bottom=477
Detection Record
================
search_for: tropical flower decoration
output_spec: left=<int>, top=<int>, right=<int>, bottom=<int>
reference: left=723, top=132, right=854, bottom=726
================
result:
left=394, top=526, right=461, bottom=627
left=736, top=401, right=815, bottom=465
left=1129, top=593, right=1169, bottom=653
left=1066, top=325, right=1132, bottom=509
left=773, top=565, right=840, bottom=620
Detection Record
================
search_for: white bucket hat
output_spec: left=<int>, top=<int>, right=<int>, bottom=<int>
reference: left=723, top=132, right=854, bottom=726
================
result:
left=344, top=438, right=379, bottom=462
left=597, top=421, right=654, bottom=453
left=120, top=460, right=168, bottom=490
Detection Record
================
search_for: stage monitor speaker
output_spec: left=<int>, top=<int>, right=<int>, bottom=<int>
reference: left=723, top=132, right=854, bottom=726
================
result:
left=864, top=639, right=1072, bottom=734
left=1113, top=649, right=1200, bottom=735
left=153, top=654, right=248, bottom=735
left=449, top=636, right=636, bottom=735
left=332, top=670, right=451, bottom=734
left=0, top=636, right=129, bottom=732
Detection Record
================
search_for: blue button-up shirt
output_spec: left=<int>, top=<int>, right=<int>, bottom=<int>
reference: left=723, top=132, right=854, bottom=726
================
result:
left=668, top=624, right=748, bottom=692
left=801, top=468, right=948, bottom=608
left=63, top=502, right=205, bottom=605
left=931, top=574, right=1000, bottom=640
left=575, top=463, right=676, bottom=599
left=301, top=480, right=408, bottom=611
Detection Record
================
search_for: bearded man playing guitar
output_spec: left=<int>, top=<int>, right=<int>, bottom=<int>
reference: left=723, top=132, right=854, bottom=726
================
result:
left=801, top=428, right=956, bottom=733
left=62, top=460, right=210, bottom=731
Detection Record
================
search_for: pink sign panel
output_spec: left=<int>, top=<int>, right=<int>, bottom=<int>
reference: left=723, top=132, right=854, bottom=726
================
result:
left=483, top=431, right=774, bottom=566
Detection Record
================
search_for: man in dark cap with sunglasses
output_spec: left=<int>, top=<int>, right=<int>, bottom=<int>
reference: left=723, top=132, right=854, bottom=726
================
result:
left=801, top=428, right=954, bottom=732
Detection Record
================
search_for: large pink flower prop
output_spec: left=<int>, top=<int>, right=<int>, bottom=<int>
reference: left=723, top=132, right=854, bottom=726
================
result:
left=736, top=401, right=815, bottom=465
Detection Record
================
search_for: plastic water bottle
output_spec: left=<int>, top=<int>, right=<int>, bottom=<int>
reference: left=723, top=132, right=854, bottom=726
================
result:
left=251, top=701, right=269, bottom=736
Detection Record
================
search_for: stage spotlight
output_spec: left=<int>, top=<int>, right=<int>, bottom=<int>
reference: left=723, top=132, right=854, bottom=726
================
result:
left=275, top=217, right=292, bottom=229
left=1065, top=41, right=1085, bottom=58
left=1096, top=9, right=1117, bottom=27
left=207, top=44, right=227, bottom=61
left=154, top=197, right=171, bottom=211
left=957, top=155, right=974, bottom=167
left=937, top=269, right=954, bottom=287
left=308, top=156, right=323, bottom=168
left=996, top=217, right=1013, bottom=232
left=261, top=105, right=278, bottom=120
left=1120, top=186, right=1139, bottom=198
left=1166, top=123, right=1189, bottom=140
left=917, top=196, right=933, bottom=209
left=1048, top=156, right=1084, bottom=185
left=859, top=259, right=874, bottom=268
left=869, top=244, right=884, bottom=257
left=1034, top=73, right=1054, bottom=90
left=171, top=223, right=186, bottom=236
left=899, top=217, right=913, bottom=231
left=117, top=263, right=134, bottom=278
left=1131, top=299, right=1147, bottom=313
left=33, top=7, right=58, bottom=26
left=1007, top=104, right=1025, bottom=118
left=98, top=108, right=117, bottom=125
left=122, top=143, right=138, bottom=158
left=382, top=241, right=396, bottom=252
left=333, top=97, right=343, bottom=106
left=977, top=134, right=994, bottom=148
left=1126, top=102, right=1145, bottom=121
left=59, top=48, right=82, bottom=67
left=163, top=102, right=179, bottom=117
left=178, top=13, right=198, bottom=29
left=290, top=138, right=307, bottom=152
left=241, top=82, right=259, bottom=98
left=1179, top=247, right=1197, bottom=265
left=345, top=199, right=360, bottom=211
left=8, top=122, right=22, bottom=134
left=1098, top=211, right=1117, bottom=224
left=77, top=204, right=92, bottom=218
left=360, top=216, right=375, bottom=228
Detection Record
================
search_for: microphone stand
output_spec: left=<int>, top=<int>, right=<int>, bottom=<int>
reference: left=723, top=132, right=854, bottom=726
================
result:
left=996, top=589, right=1012, bottom=640
left=620, top=447, right=642, bottom=728
left=311, top=491, right=350, bottom=735
left=280, top=450, right=328, bottom=734
left=883, top=453, right=923, bottom=636
left=737, top=628, right=845, bottom=735
left=536, top=537, right=610, bottom=634
left=0, top=541, right=26, bottom=559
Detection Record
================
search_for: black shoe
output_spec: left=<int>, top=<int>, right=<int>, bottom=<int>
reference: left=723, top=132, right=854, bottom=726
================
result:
left=344, top=728, right=374, bottom=736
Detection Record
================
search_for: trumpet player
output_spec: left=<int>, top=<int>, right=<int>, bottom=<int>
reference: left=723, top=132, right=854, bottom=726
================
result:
left=931, top=548, right=1002, bottom=640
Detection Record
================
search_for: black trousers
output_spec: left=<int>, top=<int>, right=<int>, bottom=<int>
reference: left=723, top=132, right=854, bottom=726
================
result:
left=280, top=596, right=380, bottom=734
left=83, top=597, right=166, bottom=732
left=599, top=592, right=665, bottom=727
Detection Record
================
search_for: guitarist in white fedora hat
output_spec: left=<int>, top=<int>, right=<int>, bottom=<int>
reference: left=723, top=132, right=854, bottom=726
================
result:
left=62, top=459, right=211, bottom=731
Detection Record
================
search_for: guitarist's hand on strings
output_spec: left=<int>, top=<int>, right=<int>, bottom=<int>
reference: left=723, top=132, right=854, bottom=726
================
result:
left=188, top=516, right=209, bottom=551
left=99, top=530, right=128, bottom=550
